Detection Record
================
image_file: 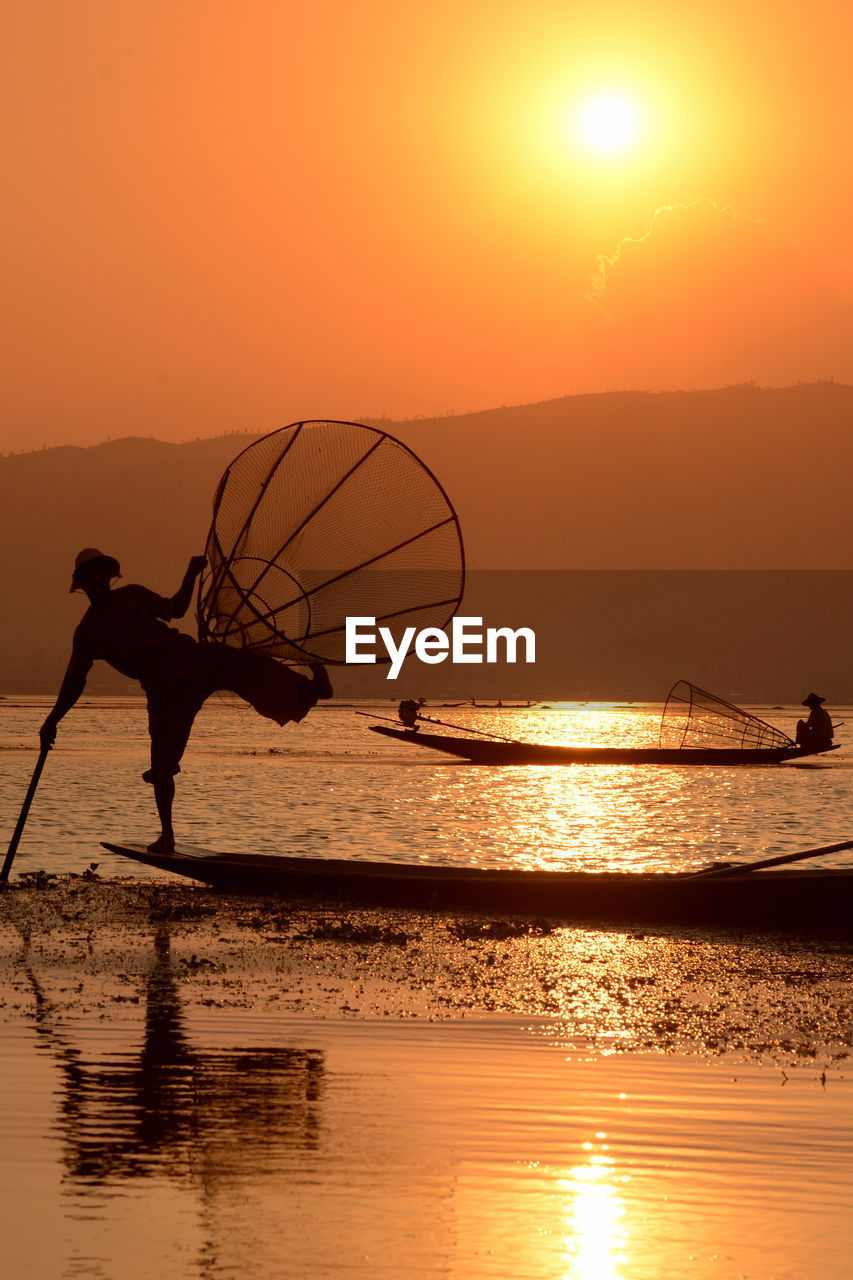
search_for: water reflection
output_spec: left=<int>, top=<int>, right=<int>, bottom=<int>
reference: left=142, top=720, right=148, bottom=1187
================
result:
left=4, top=955, right=853, bottom=1280
left=561, top=1135, right=628, bottom=1280
left=24, top=926, right=324, bottom=1189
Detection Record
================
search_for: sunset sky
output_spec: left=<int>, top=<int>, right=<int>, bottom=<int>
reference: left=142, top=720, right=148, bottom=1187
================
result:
left=5, top=0, right=853, bottom=452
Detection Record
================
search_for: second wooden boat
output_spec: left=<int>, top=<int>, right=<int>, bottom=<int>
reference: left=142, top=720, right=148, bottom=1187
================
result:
left=367, top=724, right=827, bottom=765
left=368, top=681, right=838, bottom=766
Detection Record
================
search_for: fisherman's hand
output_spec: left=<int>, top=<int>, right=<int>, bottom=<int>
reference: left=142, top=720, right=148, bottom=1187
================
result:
left=39, top=716, right=58, bottom=751
left=188, top=555, right=207, bottom=577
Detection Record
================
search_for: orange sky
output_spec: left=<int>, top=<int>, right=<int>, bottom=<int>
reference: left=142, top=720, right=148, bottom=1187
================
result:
left=4, top=0, right=853, bottom=452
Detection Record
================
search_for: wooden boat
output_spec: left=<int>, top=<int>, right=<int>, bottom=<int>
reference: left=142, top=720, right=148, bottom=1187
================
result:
left=101, top=842, right=853, bottom=936
left=468, top=700, right=537, bottom=709
left=367, top=681, right=839, bottom=766
left=368, top=724, right=832, bottom=766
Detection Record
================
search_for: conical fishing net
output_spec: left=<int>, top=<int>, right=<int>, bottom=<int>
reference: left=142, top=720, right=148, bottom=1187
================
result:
left=197, top=421, right=465, bottom=663
left=659, top=681, right=793, bottom=751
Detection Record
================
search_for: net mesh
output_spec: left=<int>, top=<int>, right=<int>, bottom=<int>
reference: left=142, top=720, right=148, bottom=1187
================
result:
left=197, top=421, right=465, bottom=663
left=659, top=681, right=794, bottom=751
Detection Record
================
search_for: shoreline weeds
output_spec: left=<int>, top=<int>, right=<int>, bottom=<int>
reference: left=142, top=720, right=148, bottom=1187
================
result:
left=2, top=874, right=853, bottom=1065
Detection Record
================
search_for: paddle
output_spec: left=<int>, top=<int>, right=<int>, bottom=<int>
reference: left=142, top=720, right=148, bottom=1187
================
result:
left=356, top=709, right=520, bottom=744
left=692, top=836, right=853, bottom=878
left=1, top=746, right=50, bottom=883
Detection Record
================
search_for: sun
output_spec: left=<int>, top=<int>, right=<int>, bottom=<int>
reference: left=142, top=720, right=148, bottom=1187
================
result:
left=579, top=96, right=637, bottom=151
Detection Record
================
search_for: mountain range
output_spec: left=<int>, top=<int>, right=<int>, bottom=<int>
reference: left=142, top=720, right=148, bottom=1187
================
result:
left=2, top=383, right=851, bottom=697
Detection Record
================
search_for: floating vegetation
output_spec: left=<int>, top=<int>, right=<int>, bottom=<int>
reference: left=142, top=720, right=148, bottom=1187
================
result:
left=295, top=918, right=414, bottom=946
left=448, top=917, right=555, bottom=941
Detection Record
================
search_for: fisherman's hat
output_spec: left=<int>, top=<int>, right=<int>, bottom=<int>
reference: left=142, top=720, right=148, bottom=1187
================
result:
left=802, top=692, right=826, bottom=706
left=70, top=548, right=121, bottom=592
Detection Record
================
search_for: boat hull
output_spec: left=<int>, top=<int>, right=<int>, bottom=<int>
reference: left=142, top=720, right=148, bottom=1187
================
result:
left=101, top=843, right=853, bottom=937
left=369, top=724, right=831, bottom=766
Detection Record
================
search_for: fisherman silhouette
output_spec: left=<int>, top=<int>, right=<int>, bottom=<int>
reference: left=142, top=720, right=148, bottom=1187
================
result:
left=795, top=692, right=834, bottom=753
left=397, top=698, right=424, bottom=728
left=40, top=549, right=333, bottom=853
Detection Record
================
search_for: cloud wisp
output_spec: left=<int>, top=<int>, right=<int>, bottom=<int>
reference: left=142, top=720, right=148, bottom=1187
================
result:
left=583, top=198, right=853, bottom=388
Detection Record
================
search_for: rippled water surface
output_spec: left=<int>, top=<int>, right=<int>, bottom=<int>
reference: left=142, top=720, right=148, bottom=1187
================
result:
left=1, top=696, right=851, bottom=876
left=4, top=697, right=853, bottom=1278
left=2, top=1010, right=852, bottom=1280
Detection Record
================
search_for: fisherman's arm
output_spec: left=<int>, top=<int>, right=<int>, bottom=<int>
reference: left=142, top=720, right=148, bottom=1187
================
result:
left=163, top=555, right=207, bottom=619
left=39, top=650, right=93, bottom=749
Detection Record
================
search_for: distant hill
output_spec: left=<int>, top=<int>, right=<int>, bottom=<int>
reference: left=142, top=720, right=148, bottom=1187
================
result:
left=378, top=381, right=853, bottom=570
left=2, top=384, right=852, bottom=695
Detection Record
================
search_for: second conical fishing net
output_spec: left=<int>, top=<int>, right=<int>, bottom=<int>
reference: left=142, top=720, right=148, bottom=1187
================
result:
left=659, top=680, right=793, bottom=751
left=197, top=420, right=465, bottom=663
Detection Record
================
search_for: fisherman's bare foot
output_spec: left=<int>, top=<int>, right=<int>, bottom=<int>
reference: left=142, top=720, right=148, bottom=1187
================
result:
left=310, top=662, right=333, bottom=699
left=147, top=834, right=176, bottom=854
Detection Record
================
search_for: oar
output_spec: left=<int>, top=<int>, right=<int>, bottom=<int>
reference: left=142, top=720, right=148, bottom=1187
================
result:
left=355, top=709, right=519, bottom=744
left=692, top=836, right=853, bottom=879
left=0, top=746, right=50, bottom=883
left=416, top=712, right=521, bottom=743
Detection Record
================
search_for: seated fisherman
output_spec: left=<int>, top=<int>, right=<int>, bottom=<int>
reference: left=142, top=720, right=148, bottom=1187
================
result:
left=397, top=698, right=424, bottom=729
left=795, top=692, right=834, bottom=752
left=40, top=548, right=333, bottom=854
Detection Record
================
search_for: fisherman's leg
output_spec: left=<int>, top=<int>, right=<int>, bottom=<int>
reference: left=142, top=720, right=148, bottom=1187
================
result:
left=208, top=645, right=332, bottom=725
left=309, top=661, right=333, bottom=699
left=149, top=777, right=176, bottom=854
left=144, top=686, right=201, bottom=851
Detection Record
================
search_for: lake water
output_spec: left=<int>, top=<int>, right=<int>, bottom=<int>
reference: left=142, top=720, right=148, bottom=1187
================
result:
left=0, top=696, right=850, bottom=877
left=3, top=697, right=853, bottom=1278
left=2, top=1009, right=852, bottom=1280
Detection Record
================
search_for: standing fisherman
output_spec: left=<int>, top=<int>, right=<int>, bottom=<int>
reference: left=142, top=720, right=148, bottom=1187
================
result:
left=40, top=548, right=333, bottom=853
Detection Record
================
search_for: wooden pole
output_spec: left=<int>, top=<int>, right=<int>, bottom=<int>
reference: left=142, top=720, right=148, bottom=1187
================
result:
left=692, top=837, right=853, bottom=878
left=0, top=747, right=50, bottom=883
left=354, top=709, right=518, bottom=744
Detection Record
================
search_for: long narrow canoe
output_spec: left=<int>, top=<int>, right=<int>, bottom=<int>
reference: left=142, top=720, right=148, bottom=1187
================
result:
left=368, top=724, right=834, bottom=766
left=101, top=843, right=853, bottom=936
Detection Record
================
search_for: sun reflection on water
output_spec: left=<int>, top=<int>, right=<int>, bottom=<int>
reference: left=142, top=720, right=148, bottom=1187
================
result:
left=560, top=1135, right=629, bottom=1280
left=403, top=699, right=844, bottom=873
left=491, top=764, right=702, bottom=873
